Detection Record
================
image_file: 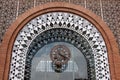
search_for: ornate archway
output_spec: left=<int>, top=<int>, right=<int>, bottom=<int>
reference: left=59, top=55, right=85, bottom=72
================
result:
left=0, top=2, right=119, bottom=80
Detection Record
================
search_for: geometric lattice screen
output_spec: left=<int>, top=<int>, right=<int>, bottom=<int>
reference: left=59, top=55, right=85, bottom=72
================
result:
left=9, top=12, right=110, bottom=80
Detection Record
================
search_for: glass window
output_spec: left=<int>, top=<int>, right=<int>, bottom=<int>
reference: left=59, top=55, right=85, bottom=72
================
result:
left=30, top=42, right=88, bottom=80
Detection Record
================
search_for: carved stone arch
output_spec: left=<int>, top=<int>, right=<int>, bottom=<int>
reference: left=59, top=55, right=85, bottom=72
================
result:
left=0, top=2, right=119, bottom=80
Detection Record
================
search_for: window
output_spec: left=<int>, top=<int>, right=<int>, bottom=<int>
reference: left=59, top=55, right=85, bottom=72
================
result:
left=30, top=42, right=88, bottom=80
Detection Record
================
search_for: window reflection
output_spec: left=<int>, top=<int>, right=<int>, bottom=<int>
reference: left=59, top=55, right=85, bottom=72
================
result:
left=36, top=61, right=78, bottom=72
left=31, top=42, right=88, bottom=80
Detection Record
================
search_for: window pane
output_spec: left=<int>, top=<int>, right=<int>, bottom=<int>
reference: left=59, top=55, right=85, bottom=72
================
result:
left=30, top=42, right=88, bottom=80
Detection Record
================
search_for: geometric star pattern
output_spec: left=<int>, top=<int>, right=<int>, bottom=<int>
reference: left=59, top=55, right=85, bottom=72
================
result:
left=9, top=12, right=110, bottom=80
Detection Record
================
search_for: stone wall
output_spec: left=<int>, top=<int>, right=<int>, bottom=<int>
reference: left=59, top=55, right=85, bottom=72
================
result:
left=0, top=0, right=120, bottom=51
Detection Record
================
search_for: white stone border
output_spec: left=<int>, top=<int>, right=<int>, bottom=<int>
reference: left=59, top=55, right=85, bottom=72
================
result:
left=9, top=12, right=110, bottom=80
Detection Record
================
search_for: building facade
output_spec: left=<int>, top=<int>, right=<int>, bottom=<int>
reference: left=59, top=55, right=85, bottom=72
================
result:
left=0, top=0, right=120, bottom=80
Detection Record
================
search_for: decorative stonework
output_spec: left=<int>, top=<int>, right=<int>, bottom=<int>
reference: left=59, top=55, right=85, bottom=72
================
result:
left=36, top=0, right=51, bottom=6
left=9, top=12, right=110, bottom=80
left=70, top=0, right=85, bottom=7
left=0, top=0, right=120, bottom=53
left=86, top=0, right=101, bottom=17
left=0, top=0, right=17, bottom=43
left=24, top=28, right=94, bottom=79
left=18, top=0, right=34, bottom=15
left=52, top=0, right=69, bottom=2
left=102, top=0, right=120, bottom=51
